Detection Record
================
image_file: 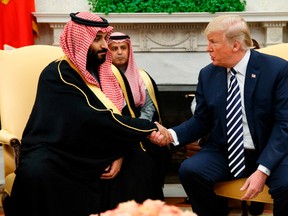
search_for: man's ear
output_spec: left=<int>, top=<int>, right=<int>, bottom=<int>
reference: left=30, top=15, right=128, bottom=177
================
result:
left=232, top=41, right=241, bottom=52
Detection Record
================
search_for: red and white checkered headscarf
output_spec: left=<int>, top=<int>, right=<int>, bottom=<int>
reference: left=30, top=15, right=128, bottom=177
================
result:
left=108, top=32, right=146, bottom=107
left=60, top=12, right=124, bottom=111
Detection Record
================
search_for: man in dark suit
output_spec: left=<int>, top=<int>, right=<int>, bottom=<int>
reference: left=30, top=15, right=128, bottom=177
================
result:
left=150, top=14, right=288, bottom=216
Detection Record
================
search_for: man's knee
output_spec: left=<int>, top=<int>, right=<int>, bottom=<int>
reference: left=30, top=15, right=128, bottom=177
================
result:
left=178, top=158, right=196, bottom=182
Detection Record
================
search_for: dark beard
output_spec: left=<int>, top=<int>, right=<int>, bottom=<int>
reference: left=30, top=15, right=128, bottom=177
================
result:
left=86, top=48, right=107, bottom=72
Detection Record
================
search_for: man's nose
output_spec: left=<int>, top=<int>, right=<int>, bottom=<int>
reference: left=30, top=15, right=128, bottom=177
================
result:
left=206, top=43, right=213, bottom=52
left=101, top=40, right=108, bottom=49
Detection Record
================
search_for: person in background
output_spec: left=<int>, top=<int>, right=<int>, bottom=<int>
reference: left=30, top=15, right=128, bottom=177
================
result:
left=107, top=32, right=171, bottom=205
left=8, top=12, right=164, bottom=216
left=109, top=32, right=159, bottom=121
left=252, top=38, right=260, bottom=49
left=150, top=14, right=288, bottom=216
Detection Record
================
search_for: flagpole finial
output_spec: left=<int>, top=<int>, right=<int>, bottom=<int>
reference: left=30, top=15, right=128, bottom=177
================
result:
left=1, top=0, right=10, bottom=5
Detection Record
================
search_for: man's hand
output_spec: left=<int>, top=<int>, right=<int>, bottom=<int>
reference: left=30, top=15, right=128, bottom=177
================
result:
left=149, top=122, right=173, bottom=146
left=101, top=157, right=123, bottom=179
left=240, top=170, right=268, bottom=200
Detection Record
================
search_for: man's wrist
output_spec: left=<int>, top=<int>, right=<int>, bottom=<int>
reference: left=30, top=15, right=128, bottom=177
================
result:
left=168, top=129, right=179, bottom=146
left=257, top=164, right=271, bottom=176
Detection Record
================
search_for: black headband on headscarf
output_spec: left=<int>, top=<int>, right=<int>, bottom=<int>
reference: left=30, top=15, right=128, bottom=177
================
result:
left=70, top=12, right=109, bottom=27
left=109, top=35, right=130, bottom=40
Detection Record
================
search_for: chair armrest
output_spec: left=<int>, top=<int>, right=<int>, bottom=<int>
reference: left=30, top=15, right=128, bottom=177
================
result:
left=0, top=130, right=21, bottom=207
left=0, top=129, right=18, bottom=145
left=0, top=129, right=21, bottom=168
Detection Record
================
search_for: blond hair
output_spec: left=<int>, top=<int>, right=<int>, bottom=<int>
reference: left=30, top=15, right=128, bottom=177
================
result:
left=204, top=15, right=253, bottom=50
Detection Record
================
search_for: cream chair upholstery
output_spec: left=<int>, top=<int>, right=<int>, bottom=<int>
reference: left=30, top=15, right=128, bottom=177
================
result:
left=0, top=45, right=63, bottom=210
left=258, top=43, right=288, bottom=60
left=214, top=43, right=288, bottom=216
left=214, top=178, right=272, bottom=203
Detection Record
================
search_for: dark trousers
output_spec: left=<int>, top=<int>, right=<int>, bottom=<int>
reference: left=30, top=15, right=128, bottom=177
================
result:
left=178, top=148, right=288, bottom=216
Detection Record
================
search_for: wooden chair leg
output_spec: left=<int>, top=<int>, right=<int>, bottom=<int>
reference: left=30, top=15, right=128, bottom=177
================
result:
left=241, top=201, right=248, bottom=216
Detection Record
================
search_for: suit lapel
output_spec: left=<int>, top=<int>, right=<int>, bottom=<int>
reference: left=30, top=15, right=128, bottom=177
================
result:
left=244, top=50, right=260, bottom=138
left=215, top=67, right=229, bottom=138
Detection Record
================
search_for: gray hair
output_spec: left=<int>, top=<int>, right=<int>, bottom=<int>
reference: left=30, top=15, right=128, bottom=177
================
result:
left=204, top=14, right=253, bottom=50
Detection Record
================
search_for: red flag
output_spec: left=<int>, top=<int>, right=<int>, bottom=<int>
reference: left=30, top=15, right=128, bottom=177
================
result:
left=0, top=0, right=38, bottom=50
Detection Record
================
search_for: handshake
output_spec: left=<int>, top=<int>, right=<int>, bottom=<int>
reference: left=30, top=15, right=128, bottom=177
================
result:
left=149, top=122, right=174, bottom=146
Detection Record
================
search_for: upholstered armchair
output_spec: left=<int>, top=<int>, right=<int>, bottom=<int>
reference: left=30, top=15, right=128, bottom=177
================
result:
left=0, top=45, right=63, bottom=214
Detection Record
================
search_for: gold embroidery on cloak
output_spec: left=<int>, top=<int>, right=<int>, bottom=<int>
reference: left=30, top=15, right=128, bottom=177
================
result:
left=139, top=69, right=161, bottom=124
left=56, top=56, right=156, bottom=134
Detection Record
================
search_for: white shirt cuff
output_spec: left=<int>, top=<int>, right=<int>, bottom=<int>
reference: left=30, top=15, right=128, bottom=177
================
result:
left=168, top=129, right=179, bottom=146
left=257, top=164, right=271, bottom=176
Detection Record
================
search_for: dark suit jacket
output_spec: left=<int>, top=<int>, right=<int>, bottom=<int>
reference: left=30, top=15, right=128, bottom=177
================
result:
left=173, top=49, right=288, bottom=172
